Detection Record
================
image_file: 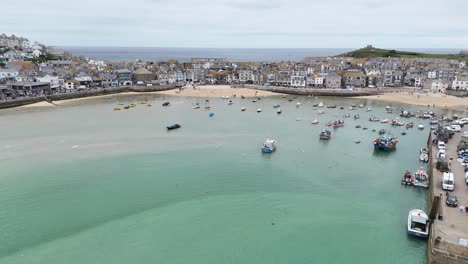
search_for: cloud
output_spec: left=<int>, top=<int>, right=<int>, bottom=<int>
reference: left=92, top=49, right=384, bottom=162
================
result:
left=0, top=0, right=467, bottom=48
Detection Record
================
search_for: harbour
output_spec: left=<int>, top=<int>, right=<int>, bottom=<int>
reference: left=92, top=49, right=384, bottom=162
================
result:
left=2, top=94, right=462, bottom=263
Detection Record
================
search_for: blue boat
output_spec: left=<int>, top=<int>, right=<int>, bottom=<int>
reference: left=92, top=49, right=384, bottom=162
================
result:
left=373, top=136, right=398, bottom=151
left=261, top=139, right=276, bottom=153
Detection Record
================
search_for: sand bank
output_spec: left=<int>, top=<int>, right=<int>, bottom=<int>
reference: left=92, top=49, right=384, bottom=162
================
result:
left=19, top=101, right=56, bottom=108
left=354, top=92, right=468, bottom=112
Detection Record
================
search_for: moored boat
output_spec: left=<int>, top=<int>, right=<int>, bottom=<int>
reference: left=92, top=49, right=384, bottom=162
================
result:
left=406, top=122, right=414, bottom=128
left=162, top=102, right=170, bottom=106
left=373, top=135, right=398, bottom=151
left=381, top=118, right=389, bottom=123
left=320, top=129, right=332, bottom=140
left=354, top=114, right=360, bottom=119
left=332, top=120, right=345, bottom=128
left=273, top=104, right=280, bottom=108
left=241, top=107, right=246, bottom=111
left=276, top=109, right=282, bottom=114
left=261, top=139, right=277, bottom=153
left=413, top=168, right=429, bottom=188
left=257, top=108, right=262, bottom=113
left=167, top=124, right=181, bottom=130
left=378, top=129, right=386, bottom=135
left=318, top=102, right=324, bottom=108
left=418, top=124, right=424, bottom=130
left=401, top=170, right=414, bottom=185
left=369, top=115, right=380, bottom=122
left=311, top=119, right=319, bottom=124
left=407, top=209, right=429, bottom=238
left=318, top=110, right=325, bottom=114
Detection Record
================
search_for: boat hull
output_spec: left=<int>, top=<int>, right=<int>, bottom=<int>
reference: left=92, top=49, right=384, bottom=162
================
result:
left=262, top=147, right=275, bottom=153
left=407, top=229, right=429, bottom=239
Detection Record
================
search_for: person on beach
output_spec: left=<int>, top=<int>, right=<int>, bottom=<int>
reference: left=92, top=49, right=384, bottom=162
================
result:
left=449, top=156, right=453, bottom=166
left=461, top=206, right=465, bottom=213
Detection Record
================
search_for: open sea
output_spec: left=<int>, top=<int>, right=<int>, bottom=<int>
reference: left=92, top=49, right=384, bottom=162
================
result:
left=0, top=94, right=463, bottom=263
left=61, top=47, right=462, bottom=62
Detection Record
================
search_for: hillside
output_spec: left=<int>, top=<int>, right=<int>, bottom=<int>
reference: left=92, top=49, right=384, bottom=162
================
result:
left=339, top=48, right=467, bottom=60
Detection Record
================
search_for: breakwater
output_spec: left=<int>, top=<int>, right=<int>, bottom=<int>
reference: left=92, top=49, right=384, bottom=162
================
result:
left=244, top=85, right=382, bottom=97
left=0, top=85, right=177, bottom=109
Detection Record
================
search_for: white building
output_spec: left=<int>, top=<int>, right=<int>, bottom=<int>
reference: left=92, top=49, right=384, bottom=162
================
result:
left=37, top=75, right=64, bottom=89
left=427, top=71, right=437, bottom=79
left=452, top=77, right=468, bottom=90
left=0, top=68, right=19, bottom=80
left=238, top=70, right=254, bottom=82
left=32, top=49, right=42, bottom=58
left=290, top=71, right=307, bottom=87
left=430, top=79, right=449, bottom=93
left=414, top=77, right=423, bottom=87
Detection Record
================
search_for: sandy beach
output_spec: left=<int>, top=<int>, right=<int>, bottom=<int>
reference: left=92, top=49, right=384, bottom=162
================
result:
left=354, top=92, right=468, bottom=112
left=19, top=101, right=57, bottom=108
left=153, top=85, right=281, bottom=98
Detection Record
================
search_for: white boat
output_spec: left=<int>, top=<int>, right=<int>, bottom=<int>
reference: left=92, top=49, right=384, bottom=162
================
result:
left=407, top=209, right=429, bottom=238
left=228, top=100, right=234, bottom=105
left=318, top=110, right=325, bottom=114
left=257, top=108, right=262, bottom=113
left=261, top=139, right=276, bottom=153
left=381, top=118, right=389, bottom=123
left=355, top=139, right=361, bottom=144
left=277, top=109, right=282, bottom=114
left=349, top=106, right=355, bottom=110
left=366, top=107, right=372, bottom=112
left=418, top=124, right=424, bottom=130
left=318, top=102, right=324, bottom=108
left=241, top=107, right=246, bottom=111
left=312, top=107, right=317, bottom=110
left=413, top=168, right=429, bottom=188
left=369, top=116, right=380, bottom=122
left=358, top=104, right=365, bottom=108
left=311, top=119, right=319, bottom=124
left=192, top=106, right=200, bottom=109
left=296, top=102, right=302, bottom=107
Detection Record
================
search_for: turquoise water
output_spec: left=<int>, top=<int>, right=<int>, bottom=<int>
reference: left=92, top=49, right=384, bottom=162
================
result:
left=1, top=95, right=457, bottom=263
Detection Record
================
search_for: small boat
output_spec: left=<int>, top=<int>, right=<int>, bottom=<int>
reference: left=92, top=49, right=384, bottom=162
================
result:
left=276, top=109, right=282, bottom=114
left=366, top=107, right=372, bottom=112
left=401, top=131, right=407, bottom=136
left=339, top=106, right=344, bottom=110
left=205, top=106, right=211, bottom=110
left=354, top=114, right=360, bottom=120
left=129, top=103, right=136, bottom=108
left=355, top=139, right=361, bottom=144
left=418, top=124, right=424, bottom=130
left=326, top=121, right=333, bottom=127
left=378, top=129, right=386, bottom=135
left=261, top=139, right=277, bottom=153
left=355, top=125, right=361, bottom=128
left=311, top=119, right=319, bottom=124
left=419, top=148, right=429, bottom=162
left=413, top=168, right=429, bottom=188
left=288, top=99, right=293, bottom=102
left=318, top=110, right=325, bottom=114
left=402, top=170, right=414, bottom=185
left=273, top=104, right=280, bottom=108
left=406, top=122, right=414, bottom=128
left=167, top=124, right=181, bottom=130
left=429, top=120, right=438, bottom=125
left=123, top=106, right=130, bottom=110
left=327, top=105, right=337, bottom=109
left=351, top=104, right=356, bottom=108
left=257, top=108, right=262, bottom=113
left=241, top=107, right=246, bottom=111
left=241, top=95, right=245, bottom=99
left=312, top=107, right=317, bottom=110
left=407, top=209, right=429, bottom=238
left=162, top=102, right=170, bottom=106
left=192, top=106, right=200, bottom=109
left=381, top=119, right=389, bottom=123
left=358, top=104, right=365, bottom=108
left=252, top=99, right=258, bottom=103
left=312, top=104, right=319, bottom=107
left=296, top=118, right=301, bottom=121
left=369, top=116, right=380, bottom=122
left=113, top=107, right=121, bottom=111
left=209, top=112, right=215, bottom=117
left=139, top=101, right=147, bottom=104
left=318, top=102, right=324, bottom=108
left=362, top=127, right=368, bottom=130
left=343, top=113, right=351, bottom=118
left=349, top=106, right=355, bottom=110
left=391, top=119, right=404, bottom=126
left=228, top=100, right=234, bottom=105
left=332, top=120, right=345, bottom=128
left=296, top=102, right=302, bottom=107
left=320, top=129, right=332, bottom=140
left=147, top=104, right=152, bottom=107
left=117, top=103, right=125, bottom=106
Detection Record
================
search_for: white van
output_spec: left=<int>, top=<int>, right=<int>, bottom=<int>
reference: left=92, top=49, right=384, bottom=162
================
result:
left=442, top=172, right=454, bottom=191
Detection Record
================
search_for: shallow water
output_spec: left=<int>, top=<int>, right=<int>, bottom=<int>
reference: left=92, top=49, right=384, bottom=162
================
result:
left=1, top=95, right=456, bottom=263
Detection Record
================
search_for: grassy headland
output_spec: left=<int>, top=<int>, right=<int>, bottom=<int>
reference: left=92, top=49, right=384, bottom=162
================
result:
left=339, top=47, right=467, bottom=60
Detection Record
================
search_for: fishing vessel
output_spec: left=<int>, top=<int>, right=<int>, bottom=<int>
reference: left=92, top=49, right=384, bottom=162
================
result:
left=401, top=170, right=414, bottom=185
left=373, top=135, right=398, bottom=151
left=318, top=102, right=324, bottom=108
left=407, top=209, right=429, bottom=238
left=261, top=139, right=277, bottom=153
left=320, top=129, right=332, bottom=140
left=413, top=168, right=429, bottom=188
left=354, top=114, right=360, bottom=119
left=381, top=118, right=389, bottom=123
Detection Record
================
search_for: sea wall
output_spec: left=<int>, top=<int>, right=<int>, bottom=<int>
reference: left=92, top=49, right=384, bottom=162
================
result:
left=244, top=85, right=382, bottom=97
left=446, top=90, right=468, bottom=97
left=0, top=85, right=177, bottom=109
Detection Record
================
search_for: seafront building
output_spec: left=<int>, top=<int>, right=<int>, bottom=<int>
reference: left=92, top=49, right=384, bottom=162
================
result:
left=1, top=35, right=468, bottom=100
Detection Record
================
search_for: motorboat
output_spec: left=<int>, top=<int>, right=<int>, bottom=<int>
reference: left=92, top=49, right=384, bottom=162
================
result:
left=420, top=148, right=429, bottom=162
left=273, top=104, right=281, bottom=108
left=318, top=110, right=325, bottom=114
left=369, top=116, right=380, bottom=122
left=320, top=129, right=332, bottom=140
left=418, top=124, right=424, bottom=130
left=355, top=125, right=361, bottom=128
left=252, top=99, right=258, bottom=103
left=193, top=105, right=201, bottom=109
left=401, top=131, right=407, bottom=136
left=162, top=102, right=170, bottom=106
left=349, top=106, right=356, bottom=110
left=391, top=119, right=404, bottom=126
left=406, top=122, right=414, bottom=128
left=378, top=129, right=386, bottom=135
left=228, top=100, right=234, bottom=105
left=354, top=114, right=360, bottom=119
left=355, top=139, right=361, bottom=144
left=343, top=113, right=351, bottom=118
left=257, top=108, right=262, bottom=113
left=366, top=107, right=372, bottom=112
left=326, top=121, right=333, bottom=127
left=277, top=109, right=282, bottom=114
left=311, top=119, right=319, bottom=124
left=407, top=209, right=429, bottom=238
left=332, top=120, right=345, bottom=128
left=318, top=102, right=324, bottom=108
left=401, top=170, right=414, bottom=185
left=129, top=103, right=136, bottom=108
left=167, top=124, right=181, bottom=130
left=113, top=107, right=121, bottom=111
left=413, top=168, right=429, bottom=188
left=381, top=119, right=389, bottom=123
left=358, top=104, right=365, bottom=108
left=296, top=102, right=302, bottom=107
left=241, top=107, right=246, bottom=112
left=429, top=120, right=438, bottom=125
left=261, top=139, right=277, bottom=153
left=373, top=136, right=398, bottom=151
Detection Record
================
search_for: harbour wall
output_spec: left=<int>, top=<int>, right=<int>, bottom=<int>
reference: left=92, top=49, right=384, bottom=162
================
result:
left=427, top=131, right=468, bottom=264
left=244, top=85, right=382, bottom=97
left=0, top=85, right=177, bottom=109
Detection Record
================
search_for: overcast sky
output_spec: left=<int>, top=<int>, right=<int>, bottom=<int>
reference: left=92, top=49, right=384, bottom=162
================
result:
left=1, top=0, right=467, bottom=48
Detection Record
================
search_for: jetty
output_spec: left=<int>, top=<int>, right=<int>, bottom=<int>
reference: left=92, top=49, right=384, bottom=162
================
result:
left=427, top=126, right=468, bottom=264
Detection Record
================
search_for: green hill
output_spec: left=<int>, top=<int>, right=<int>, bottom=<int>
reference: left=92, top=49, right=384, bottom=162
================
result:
left=339, top=48, right=467, bottom=60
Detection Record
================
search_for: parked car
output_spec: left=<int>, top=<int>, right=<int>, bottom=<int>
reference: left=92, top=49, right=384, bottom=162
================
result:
left=465, top=172, right=468, bottom=185
left=446, top=194, right=458, bottom=207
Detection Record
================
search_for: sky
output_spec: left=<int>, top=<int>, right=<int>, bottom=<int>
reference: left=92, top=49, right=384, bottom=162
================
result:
left=1, top=0, right=467, bottom=48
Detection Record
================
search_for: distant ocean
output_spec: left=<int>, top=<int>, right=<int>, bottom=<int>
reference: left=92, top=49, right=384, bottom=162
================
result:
left=61, top=47, right=462, bottom=62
